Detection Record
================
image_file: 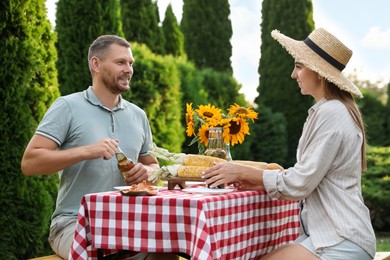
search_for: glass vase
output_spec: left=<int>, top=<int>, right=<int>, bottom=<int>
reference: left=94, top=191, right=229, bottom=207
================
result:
left=224, top=143, right=232, bottom=161
left=204, top=127, right=230, bottom=160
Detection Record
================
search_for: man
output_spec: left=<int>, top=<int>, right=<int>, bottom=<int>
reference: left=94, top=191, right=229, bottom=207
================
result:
left=21, top=35, right=177, bottom=260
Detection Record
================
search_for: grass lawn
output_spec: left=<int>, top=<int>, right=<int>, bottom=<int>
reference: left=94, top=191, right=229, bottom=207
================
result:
left=377, top=232, right=390, bottom=252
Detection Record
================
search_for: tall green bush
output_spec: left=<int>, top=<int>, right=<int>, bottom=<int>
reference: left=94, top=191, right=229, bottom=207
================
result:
left=249, top=105, right=288, bottom=164
left=121, top=0, right=165, bottom=55
left=358, top=89, right=388, bottom=146
left=385, top=82, right=390, bottom=146
left=0, top=0, right=60, bottom=258
left=199, top=68, right=246, bottom=109
left=162, top=4, right=185, bottom=57
left=181, top=0, right=233, bottom=73
left=174, top=59, right=209, bottom=154
left=126, top=43, right=184, bottom=152
left=363, top=146, right=390, bottom=231
left=56, top=0, right=123, bottom=95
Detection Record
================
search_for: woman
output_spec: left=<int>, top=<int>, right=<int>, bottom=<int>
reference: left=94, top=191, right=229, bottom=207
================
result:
left=203, top=28, right=376, bottom=259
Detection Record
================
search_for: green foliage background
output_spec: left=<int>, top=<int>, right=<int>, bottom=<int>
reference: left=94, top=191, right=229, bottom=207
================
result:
left=56, top=0, right=123, bottom=95
left=126, top=43, right=185, bottom=152
left=121, top=0, right=165, bottom=55
left=0, top=0, right=60, bottom=259
left=363, top=146, right=390, bottom=231
left=181, top=0, right=233, bottom=73
left=162, top=4, right=185, bottom=57
left=0, top=0, right=389, bottom=258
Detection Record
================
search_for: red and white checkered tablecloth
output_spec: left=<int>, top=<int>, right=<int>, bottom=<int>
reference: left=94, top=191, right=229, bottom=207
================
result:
left=70, top=185, right=300, bottom=260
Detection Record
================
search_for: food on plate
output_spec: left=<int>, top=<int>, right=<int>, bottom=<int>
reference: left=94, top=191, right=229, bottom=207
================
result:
left=120, top=180, right=158, bottom=194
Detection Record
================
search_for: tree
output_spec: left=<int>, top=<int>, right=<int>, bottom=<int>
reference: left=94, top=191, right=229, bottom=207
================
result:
left=56, top=0, right=123, bottom=95
left=256, top=0, right=314, bottom=166
left=162, top=4, right=185, bottom=57
left=121, top=0, right=165, bottom=54
left=249, top=105, right=288, bottom=164
left=358, top=89, right=387, bottom=146
left=181, top=0, right=233, bottom=73
left=199, top=68, right=246, bottom=109
left=386, top=82, right=390, bottom=146
left=0, top=0, right=60, bottom=258
left=350, top=73, right=389, bottom=147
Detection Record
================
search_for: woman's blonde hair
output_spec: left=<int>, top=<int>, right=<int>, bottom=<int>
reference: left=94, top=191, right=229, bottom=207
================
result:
left=323, top=80, right=367, bottom=171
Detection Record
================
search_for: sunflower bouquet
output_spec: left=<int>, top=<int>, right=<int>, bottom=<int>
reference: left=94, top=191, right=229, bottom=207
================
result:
left=185, top=103, right=258, bottom=154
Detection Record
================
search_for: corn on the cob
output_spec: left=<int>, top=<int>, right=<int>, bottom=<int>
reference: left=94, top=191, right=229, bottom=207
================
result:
left=148, top=164, right=209, bottom=181
left=177, top=165, right=208, bottom=178
left=183, top=154, right=226, bottom=167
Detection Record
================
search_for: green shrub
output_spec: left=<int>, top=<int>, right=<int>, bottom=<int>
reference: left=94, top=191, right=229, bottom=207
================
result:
left=363, top=146, right=390, bottom=231
left=127, top=43, right=185, bottom=153
left=0, top=0, right=60, bottom=258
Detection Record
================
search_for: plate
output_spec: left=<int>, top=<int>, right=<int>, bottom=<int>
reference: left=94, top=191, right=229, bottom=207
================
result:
left=114, top=186, right=160, bottom=191
left=114, top=186, right=131, bottom=190
left=120, top=189, right=158, bottom=196
left=115, top=186, right=160, bottom=196
left=182, top=187, right=234, bottom=195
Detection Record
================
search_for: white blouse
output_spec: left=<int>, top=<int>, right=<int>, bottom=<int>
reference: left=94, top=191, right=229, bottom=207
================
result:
left=263, top=98, right=376, bottom=258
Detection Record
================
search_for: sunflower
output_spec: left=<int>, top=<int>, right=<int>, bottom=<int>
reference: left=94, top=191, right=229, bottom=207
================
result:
left=224, top=117, right=250, bottom=146
left=185, top=102, right=258, bottom=154
left=198, top=123, right=211, bottom=146
left=196, top=104, right=222, bottom=122
left=227, top=103, right=258, bottom=122
left=185, top=103, right=195, bottom=137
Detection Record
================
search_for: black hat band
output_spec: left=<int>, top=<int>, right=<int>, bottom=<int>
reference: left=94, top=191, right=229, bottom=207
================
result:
left=304, top=38, right=345, bottom=71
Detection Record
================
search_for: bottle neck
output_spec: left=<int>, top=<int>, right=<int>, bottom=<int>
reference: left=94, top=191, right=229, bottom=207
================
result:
left=115, top=147, right=127, bottom=162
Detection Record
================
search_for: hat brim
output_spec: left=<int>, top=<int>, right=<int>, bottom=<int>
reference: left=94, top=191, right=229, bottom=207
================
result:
left=271, top=30, right=362, bottom=98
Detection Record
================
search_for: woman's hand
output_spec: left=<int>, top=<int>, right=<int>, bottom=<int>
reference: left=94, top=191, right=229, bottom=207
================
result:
left=202, top=162, right=265, bottom=190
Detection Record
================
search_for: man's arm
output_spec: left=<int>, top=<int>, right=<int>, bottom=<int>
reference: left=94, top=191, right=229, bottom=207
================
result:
left=21, top=134, right=118, bottom=176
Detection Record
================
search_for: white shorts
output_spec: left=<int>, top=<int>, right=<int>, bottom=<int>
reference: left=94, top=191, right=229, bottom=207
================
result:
left=293, top=234, right=372, bottom=260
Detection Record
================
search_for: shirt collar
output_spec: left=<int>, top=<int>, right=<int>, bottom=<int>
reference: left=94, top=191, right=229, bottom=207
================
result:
left=308, top=98, right=327, bottom=115
left=84, top=86, right=125, bottom=111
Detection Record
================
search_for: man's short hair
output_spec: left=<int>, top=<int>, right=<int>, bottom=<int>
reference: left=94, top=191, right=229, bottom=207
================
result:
left=88, top=35, right=131, bottom=72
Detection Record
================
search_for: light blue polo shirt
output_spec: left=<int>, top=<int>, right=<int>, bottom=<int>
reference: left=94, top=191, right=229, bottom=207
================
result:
left=36, top=86, right=154, bottom=223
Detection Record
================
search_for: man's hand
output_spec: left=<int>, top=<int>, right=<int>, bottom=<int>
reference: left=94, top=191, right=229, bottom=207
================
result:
left=85, top=138, right=119, bottom=160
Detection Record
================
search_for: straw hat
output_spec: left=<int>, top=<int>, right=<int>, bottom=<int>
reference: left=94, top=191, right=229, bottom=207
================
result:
left=271, top=28, right=362, bottom=98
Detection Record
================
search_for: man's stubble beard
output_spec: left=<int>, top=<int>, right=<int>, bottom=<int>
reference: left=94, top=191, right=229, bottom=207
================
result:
left=102, top=71, right=131, bottom=95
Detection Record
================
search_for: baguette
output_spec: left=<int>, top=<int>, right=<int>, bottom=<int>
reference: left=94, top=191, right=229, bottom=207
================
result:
left=233, top=160, right=284, bottom=171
